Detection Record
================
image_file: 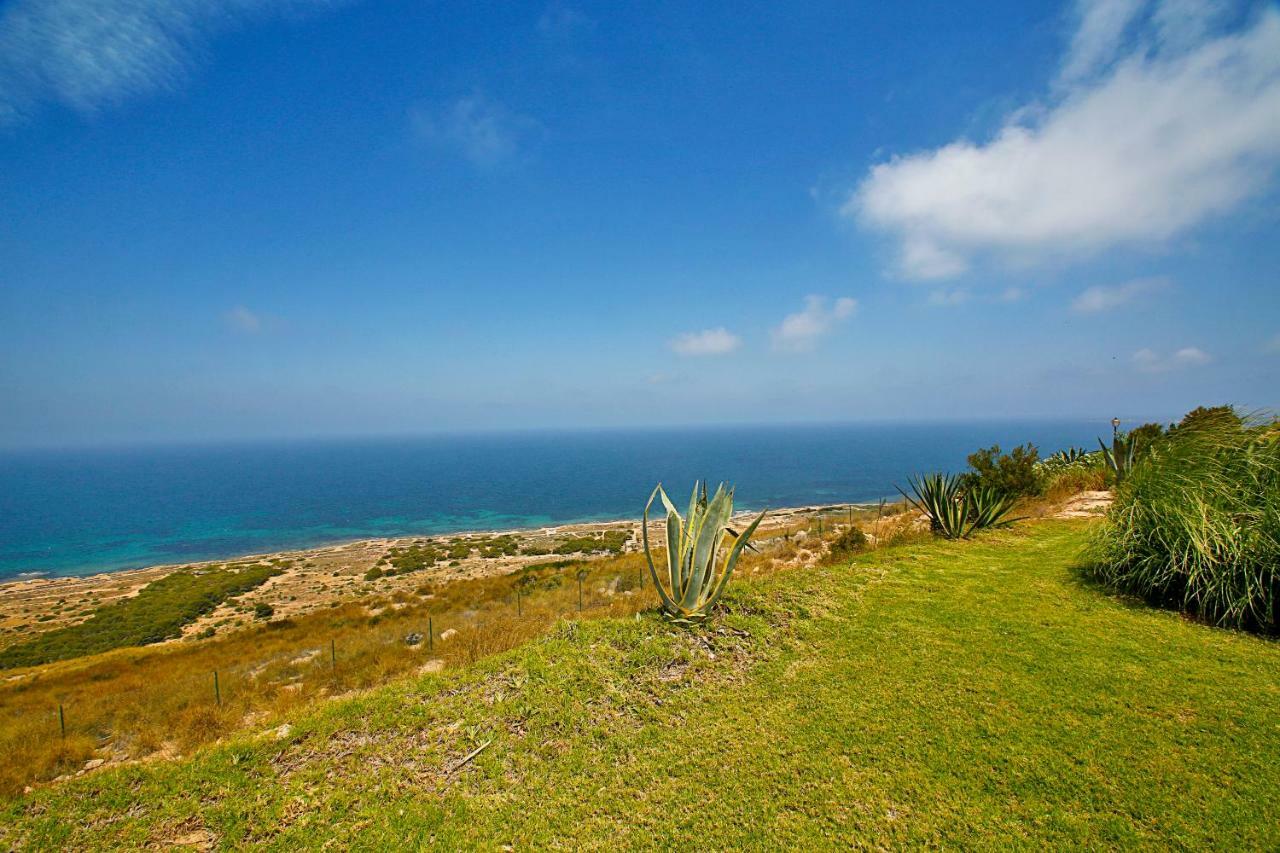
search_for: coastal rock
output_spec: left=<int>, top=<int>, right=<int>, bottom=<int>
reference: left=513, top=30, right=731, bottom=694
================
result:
left=273, top=724, right=293, bottom=740
left=404, top=632, right=423, bottom=646
left=439, top=628, right=458, bottom=642
left=83, top=758, right=105, bottom=771
left=418, top=659, right=445, bottom=674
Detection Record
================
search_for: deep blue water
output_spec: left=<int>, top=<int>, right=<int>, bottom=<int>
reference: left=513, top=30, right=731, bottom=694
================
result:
left=0, top=421, right=1112, bottom=580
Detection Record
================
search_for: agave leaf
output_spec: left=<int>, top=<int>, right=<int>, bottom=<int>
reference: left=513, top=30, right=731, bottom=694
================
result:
left=705, top=508, right=766, bottom=610
left=683, top=485, right=731, bottom=609
left=642, top=485, right=683, bottom=615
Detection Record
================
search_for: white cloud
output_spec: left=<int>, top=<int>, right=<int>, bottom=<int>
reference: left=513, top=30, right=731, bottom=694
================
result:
left=669, top=327, right=741, bottom=357
left=999, top=286, right=1028, bottom=302
left=771, top=296, right=857, bottom=352
left=1059, top=0, right=1147, bottom=84
left=411, top=94, right=540, bottom=169
left=1072, top=275, right=1170, bottom=313
left=849, top=1, right=1280, bottom=280
left=225, top=305, right=262, bottom=334
left=1133, top=345, right=1211, bottom=371
left=0, top=0, right=335, bottom=123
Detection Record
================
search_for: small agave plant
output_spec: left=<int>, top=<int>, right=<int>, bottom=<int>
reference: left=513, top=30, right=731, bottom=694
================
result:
left=642, top=482, right=766, bottom=624
left=1099, top=433, right=1140, bottom=485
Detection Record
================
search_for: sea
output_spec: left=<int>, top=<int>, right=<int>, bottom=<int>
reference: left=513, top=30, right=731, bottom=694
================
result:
left=0, top=420, right=1115, bottom=581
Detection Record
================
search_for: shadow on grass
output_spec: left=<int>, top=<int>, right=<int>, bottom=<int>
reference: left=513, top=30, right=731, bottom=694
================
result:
left=1066, top=559, right=1279, bottom=640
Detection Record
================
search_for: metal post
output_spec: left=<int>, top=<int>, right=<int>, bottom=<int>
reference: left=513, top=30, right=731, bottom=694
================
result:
left=428, top=616, right=434, bottom=652
left=330, top=638, right=336, bottom=671
left=214, top=670, right=221, bottom=706
left=59, top=704, right=65, bottom=738
left=577, top=574, right=584, bottom=611
left=516, top=587, right=522, bottom=616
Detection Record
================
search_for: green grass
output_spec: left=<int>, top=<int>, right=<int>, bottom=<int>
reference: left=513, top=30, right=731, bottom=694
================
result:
left=0, top=564, right=281, bottom=669
left=4, top=521, right=1278, bottom=848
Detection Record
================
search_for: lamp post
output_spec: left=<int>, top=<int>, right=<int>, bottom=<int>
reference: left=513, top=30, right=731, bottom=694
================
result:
left=1111, top=417, right=1121, bottom=440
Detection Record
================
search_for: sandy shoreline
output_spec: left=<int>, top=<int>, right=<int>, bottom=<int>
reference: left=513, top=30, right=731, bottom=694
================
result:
left=0, top=502, right=874, bottom=649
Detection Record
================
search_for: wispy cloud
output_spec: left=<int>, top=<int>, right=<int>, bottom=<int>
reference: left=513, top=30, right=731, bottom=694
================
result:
left=537, top=2, right=592, bottom=38
left=0, top=0, right=337, bottom=124
left=1264, top=333, right=1280, bottom=353
left=771, top=296, right=857, bottom=352
left=848, top=0, right=1280, bottom=279
left=410, top=94, right=542, bottom=169
left=1132, top=345, right=1211, bottom=372
left=224, top=305, right=263, bottom=334
left=1072, top=275, right=1170, bottom=313
left=927, top=288, right=971, bottom=307
left=669, top=327, right=741, bottom=357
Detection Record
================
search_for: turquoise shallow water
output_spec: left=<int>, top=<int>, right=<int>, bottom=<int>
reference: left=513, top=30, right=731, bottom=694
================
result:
left=0, top=421, right=1111, bottom=580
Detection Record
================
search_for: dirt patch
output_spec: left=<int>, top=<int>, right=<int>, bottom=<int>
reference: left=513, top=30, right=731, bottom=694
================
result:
left=1054, top=490, right=1112, bottom=519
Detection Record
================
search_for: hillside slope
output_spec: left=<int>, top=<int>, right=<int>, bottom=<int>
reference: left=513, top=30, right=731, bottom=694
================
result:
left=5, top=521, right=1279, bottom=849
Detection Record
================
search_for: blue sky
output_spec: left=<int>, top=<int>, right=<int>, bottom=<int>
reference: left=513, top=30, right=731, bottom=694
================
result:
left=1, top=0, right=1278, bottom=448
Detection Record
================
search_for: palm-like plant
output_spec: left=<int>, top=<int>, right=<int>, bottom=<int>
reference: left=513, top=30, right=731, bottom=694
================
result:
left=898, top=474, right=1022, bottom=540
left=642, top=482, right=765, bottom=624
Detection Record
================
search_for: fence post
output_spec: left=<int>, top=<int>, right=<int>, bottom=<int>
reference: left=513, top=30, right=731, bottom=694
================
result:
left=59, top=704, right=65, bottom=739
left=214, top=670, right=221, bottom=706
left=516, top=587, right=522, bottom=617
left=577, top=573, right=584, bottom=611
left=330, top=638, right=336, bottom=671
left=428, top=616, right=434, bottom=652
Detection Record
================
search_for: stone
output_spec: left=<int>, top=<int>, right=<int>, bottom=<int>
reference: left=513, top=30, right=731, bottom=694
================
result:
left=404, top=632, right=423, bottom=646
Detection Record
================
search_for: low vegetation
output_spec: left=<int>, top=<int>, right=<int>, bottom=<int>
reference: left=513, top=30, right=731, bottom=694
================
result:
left=5, top=522, right=1278, bottom=848
left=1088, top=408, right=1279, bottom=633
left=641, top=482, right=764, bottom=623
left=0, top=564, right=281, bottom=669
left=898, top=472, right=1020, bottom=539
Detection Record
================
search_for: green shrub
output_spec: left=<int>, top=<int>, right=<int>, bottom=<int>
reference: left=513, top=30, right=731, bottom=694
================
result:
left=253, top=602, right=275, bottom=620
left=0, top=564, right=280, bottom=668
left=364, top=567, right=384, bottom=581
left=827, top=526, right=868, bottom=561
left=960, top=443, right=1041, bottom=497
left=1088, top=410, right=1279, bottom=633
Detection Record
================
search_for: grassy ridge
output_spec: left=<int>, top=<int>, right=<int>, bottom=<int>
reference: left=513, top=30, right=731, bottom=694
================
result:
left=0, top=564, right=281, bottom=669
left=5, top=521, right=1278, bottom=848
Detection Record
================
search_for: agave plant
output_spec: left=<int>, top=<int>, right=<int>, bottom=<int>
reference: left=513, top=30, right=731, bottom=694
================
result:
left=898, top=472, right=968, bottom=538
left=964, top=486, right=1022, bottom=531
left=898, top=473, right=1022, bottom=540
left=1041, top=447, right=1090, bottom=469
left=642, top=482, right=765, bottom=624
left=1099, top=433, right=1139, bottom=485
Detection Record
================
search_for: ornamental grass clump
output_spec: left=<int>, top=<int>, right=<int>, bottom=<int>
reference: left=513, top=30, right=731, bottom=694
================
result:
left=1088, top=411, right=1280, bottom=633
left=642, top=482, right=765, bottom=624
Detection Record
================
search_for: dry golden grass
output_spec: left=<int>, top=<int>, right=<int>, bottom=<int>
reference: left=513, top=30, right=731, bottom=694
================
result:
left=2, top=530, right=858, bottom=796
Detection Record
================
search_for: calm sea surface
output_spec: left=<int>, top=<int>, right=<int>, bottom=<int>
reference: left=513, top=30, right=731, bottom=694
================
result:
left=0, top=421, right=1113, bottom=580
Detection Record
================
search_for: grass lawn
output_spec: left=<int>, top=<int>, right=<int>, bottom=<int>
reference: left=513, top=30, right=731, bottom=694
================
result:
left=4, top=520, right=1278, bottom=849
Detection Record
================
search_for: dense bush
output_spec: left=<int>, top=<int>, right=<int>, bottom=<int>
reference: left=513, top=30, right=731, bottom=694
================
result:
left=0, top=564, right=281, bottom=668
left=1088, top=411, right=1279, bottom=633
left=827, top=526, right=868, bottom=561
left=960, top=443, right=1041, bottom=497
